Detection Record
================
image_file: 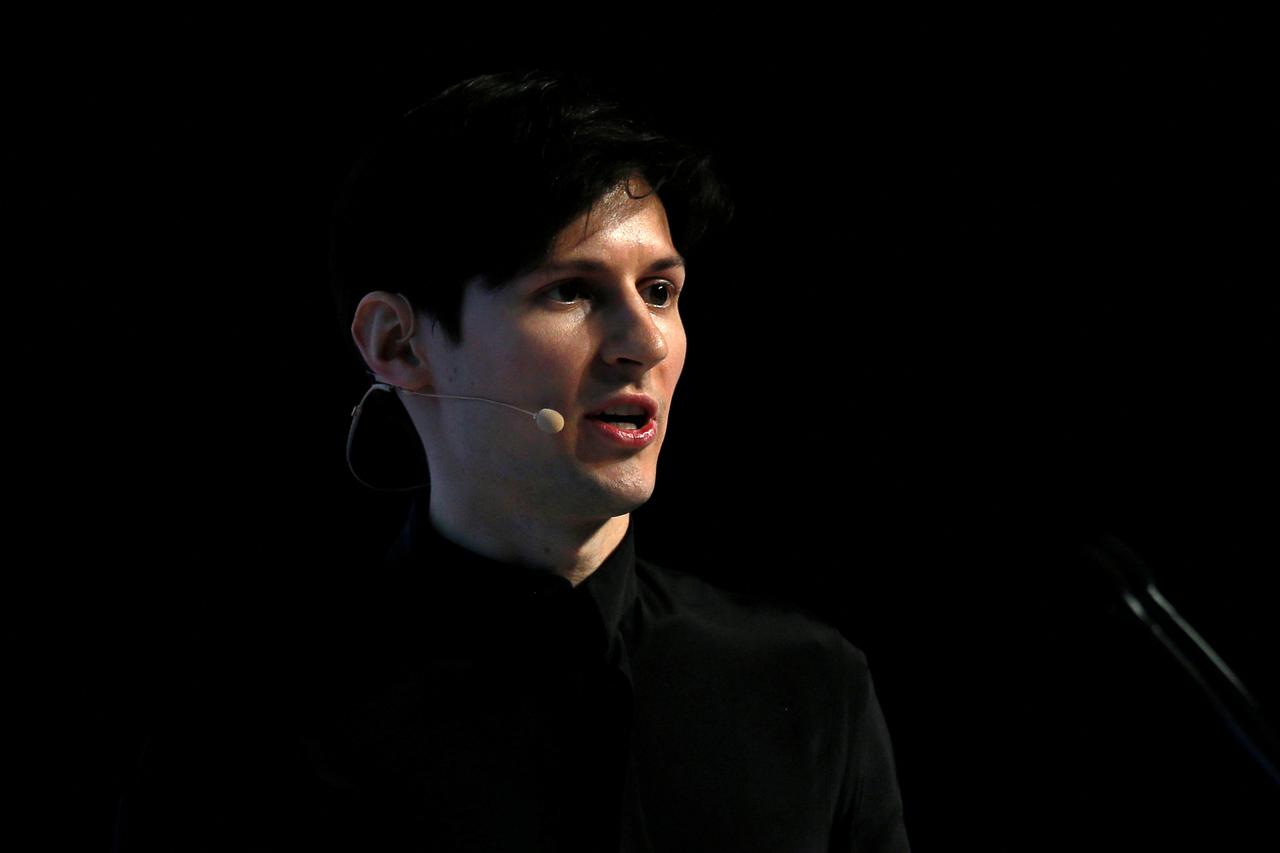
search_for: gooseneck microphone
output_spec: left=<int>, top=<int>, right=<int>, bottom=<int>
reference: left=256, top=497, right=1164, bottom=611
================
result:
left=346, top=380, right=565, bottom=492
left=1081, top=535, right=1280, bottom=788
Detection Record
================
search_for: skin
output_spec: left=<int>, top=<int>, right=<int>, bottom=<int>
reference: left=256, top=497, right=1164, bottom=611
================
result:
left=351, top=178, right=687, bottom=586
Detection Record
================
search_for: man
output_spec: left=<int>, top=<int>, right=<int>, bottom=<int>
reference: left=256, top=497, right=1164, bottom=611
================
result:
left=347, top=173, right=684, bottom=587
left=118, top=69, right=910, bottom=851
left=337, top=68, right=909, bottom=852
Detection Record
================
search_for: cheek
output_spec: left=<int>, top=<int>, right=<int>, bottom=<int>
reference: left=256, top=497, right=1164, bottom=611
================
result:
left=665, top=323, right=688, bottom=386
left=502, top=323, right=589, bottom=384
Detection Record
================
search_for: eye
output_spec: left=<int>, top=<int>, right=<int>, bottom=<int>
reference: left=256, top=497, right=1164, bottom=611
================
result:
left=642, top=280, right=680, bottom=307
left=544, top=279, right=589, bottom=304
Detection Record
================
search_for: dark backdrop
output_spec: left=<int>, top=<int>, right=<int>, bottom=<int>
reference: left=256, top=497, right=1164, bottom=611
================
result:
left=24, top=13, right=1277, bottom=850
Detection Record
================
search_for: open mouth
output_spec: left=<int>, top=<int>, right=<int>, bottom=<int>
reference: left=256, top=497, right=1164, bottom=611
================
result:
left=584, top=396, right=657, bottom=432
left=585, top=412, right=652, bottom=431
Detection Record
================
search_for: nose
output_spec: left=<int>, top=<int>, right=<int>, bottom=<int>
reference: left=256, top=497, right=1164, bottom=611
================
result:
left=599, top=290, right=669, bottom=372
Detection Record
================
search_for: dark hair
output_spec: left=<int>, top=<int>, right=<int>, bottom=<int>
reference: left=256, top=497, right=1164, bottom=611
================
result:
left=329, top=69, right=734, bottom=363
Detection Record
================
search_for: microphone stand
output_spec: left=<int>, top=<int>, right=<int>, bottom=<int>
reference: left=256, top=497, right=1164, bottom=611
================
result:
left=1079, top=535, right=1280, bottom=788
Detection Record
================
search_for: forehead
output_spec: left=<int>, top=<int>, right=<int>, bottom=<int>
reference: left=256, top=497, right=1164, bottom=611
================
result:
left=545, top=178, right=676, bottom=262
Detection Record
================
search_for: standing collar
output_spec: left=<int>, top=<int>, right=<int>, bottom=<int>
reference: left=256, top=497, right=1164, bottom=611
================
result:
left=383, top=492, right=641, bottom=650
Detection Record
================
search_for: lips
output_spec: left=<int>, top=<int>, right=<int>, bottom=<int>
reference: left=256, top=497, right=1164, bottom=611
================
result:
left=584, top=394, right=658, bottom=431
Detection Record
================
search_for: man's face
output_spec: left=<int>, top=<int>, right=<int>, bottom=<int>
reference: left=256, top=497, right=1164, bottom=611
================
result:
left=414, top=180, right=687, bottom=524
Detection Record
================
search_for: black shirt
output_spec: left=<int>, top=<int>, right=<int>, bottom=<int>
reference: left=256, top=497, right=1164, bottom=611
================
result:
left=118, top=496, right=909, bottom=851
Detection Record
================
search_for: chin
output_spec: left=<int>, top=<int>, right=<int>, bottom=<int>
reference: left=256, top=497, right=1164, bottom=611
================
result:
left=603, top=484, right=655, bottom=515
left=589, top=472, right=656, bottom=517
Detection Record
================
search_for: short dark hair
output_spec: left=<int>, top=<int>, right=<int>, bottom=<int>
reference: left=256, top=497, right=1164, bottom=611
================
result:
left=330, top=68, right=734, bottom=364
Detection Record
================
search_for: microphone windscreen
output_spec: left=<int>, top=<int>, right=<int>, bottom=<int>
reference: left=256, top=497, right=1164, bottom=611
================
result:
left=535, top=408, right=565, bottom=434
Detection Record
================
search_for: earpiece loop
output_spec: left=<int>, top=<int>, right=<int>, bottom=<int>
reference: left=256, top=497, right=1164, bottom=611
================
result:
left=346, top=382, right=430, bottom=493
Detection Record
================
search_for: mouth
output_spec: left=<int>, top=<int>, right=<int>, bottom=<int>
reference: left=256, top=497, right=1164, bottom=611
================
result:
left=583, top=395, right=658, bottom=432
left=586, top=413, right=651, bottom=431
left=583, top=395, right=659, bottom=447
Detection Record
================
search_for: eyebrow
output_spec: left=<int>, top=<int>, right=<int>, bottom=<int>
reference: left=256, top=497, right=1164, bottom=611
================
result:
left=536, top=255, right=686, bottom=276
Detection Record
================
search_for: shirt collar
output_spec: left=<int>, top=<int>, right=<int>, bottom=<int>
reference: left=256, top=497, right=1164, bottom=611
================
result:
left=383, top=492, right=641, bottom=656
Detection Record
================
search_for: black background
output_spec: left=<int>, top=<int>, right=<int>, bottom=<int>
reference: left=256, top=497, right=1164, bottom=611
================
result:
left=24, top=13, right=1278, bottom=850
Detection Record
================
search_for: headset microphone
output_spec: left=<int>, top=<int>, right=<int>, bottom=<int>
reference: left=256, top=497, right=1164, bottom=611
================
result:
left=346, top=294, right=564, bottom=489
left=346, top=381, right=565, bottom=492
left=392, top=385, right=565, bottom=434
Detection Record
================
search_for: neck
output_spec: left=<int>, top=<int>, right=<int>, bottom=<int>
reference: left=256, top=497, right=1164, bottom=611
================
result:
left=427, top=498, right=630, bottom=587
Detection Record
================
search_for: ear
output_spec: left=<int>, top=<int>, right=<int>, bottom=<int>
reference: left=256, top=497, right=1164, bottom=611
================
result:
left=350, top=291, right=434, bottom=391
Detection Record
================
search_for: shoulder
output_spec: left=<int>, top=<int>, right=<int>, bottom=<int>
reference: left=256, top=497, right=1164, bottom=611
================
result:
left=633, top=555, right=871, bottom=683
